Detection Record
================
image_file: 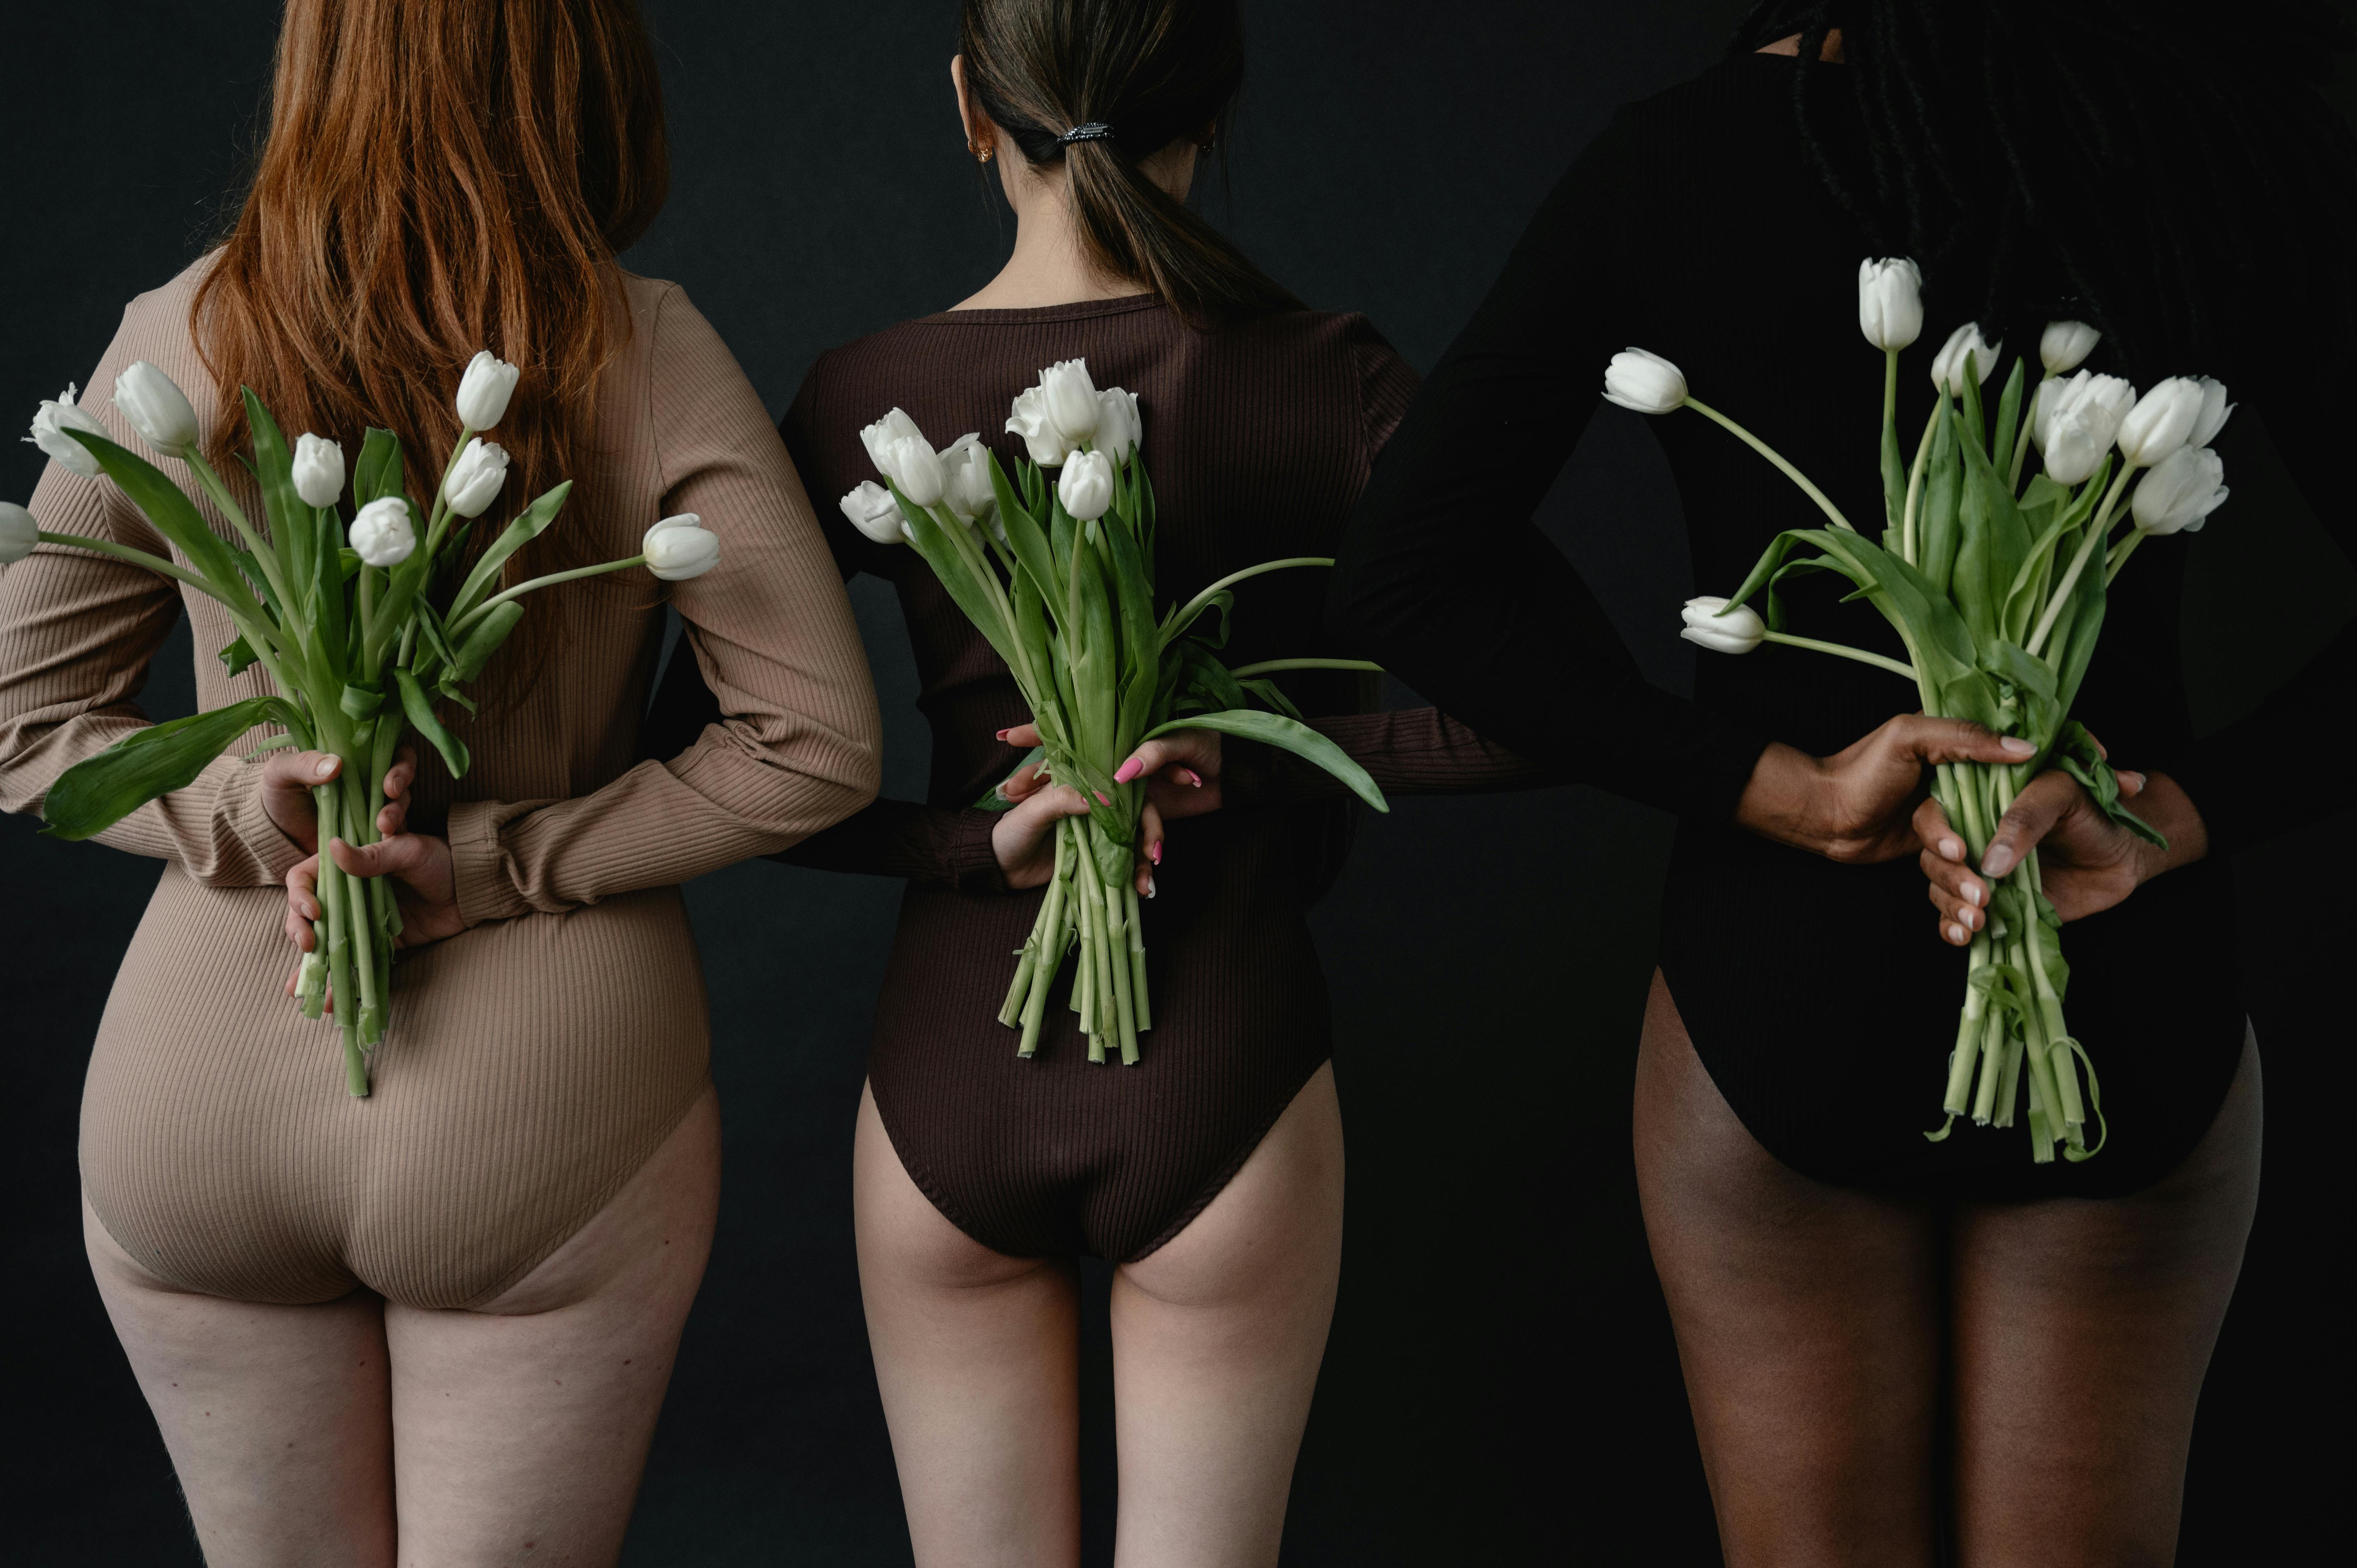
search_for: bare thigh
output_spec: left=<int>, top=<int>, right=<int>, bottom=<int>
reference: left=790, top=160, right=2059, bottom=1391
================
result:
left=1634, top=971, right=1942, bottom=1568
left=853, top=1079, right=1083, bottom=1568
left=1951, top=1032, right=2260, bottom=1568
left=381, top=1080, right=722, bottom=1565
left=1110, top=1061, right=1345, bottom=1568
left=86, top=1202, right=398, bottom=1568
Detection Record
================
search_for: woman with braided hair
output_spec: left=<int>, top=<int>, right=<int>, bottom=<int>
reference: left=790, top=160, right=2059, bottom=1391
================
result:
left=1332, top=2, right=2355, bottom=1558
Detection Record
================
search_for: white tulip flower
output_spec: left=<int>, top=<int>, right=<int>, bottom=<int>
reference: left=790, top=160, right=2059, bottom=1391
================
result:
left=1679, top=596, right=1765, bottom=655
left=941, top=435, right=999, bottom=528
left=2187, top=376, right=2235, bottom=448
left=644, top=513, right=722, bottom=580
left=1039, top=360, right=1101, bottom=446
left=444, top=438, right=510, bottom=518
left=1, top=501, right=39, bottom=564
left=1004, top=385, right=1074, bottom=467
left=1857, top=257, right=1924, bottom=352
left=26, top=384, right=108, bottom=479
left=1602, top=348, right=1687, bottom=414
left=2116, top=375, right=2204, bottom=468
left=349, top=496, right=417, bottom=568
left=2040, top=320, right=2102, bottom=376
left=1095, top=387, right=1141, bottom=464
left=1057, top=449, right=1114, bottom=522
left=115, top=361, right=200, bottom=457
left=2039, top=372, right=2137, bottom=486
left=859, top=407, right=927, bottom=481
left=884, top=435, right=946, bottom=507
left=1930, top=324, right=2003, bottom=396
left=2131, top=446, right=2227, bottom=536
left=291, top=434, right=346, bottom=508
left=840, top=480, right=908, bottom=545
left=455, top=350, right=521, bottom=431
left=2028, top=377, right=2065, bottom=453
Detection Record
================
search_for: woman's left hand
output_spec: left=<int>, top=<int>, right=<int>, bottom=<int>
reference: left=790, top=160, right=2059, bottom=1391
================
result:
left=282, top=831, right=466, bottom=996
left=998, top=723, right=1224, bottom=897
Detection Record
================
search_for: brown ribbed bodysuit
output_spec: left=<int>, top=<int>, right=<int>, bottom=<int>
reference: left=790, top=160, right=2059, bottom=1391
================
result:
left=0, top=260, right=881, bottom=1308
left=646, top=296, right=1546, bottom=1261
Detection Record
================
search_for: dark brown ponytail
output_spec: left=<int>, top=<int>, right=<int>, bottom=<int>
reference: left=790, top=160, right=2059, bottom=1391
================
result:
left=959, top=0, right=1303, bottom=326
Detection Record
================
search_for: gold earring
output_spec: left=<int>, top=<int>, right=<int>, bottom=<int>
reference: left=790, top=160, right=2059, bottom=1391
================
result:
left=972, top=141, right=995, bottom=165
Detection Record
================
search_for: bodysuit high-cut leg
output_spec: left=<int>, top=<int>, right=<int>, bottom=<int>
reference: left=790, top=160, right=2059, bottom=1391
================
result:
left=644, top=297, right=1546, bottom=1262
left=0, top=261, right=881, bottom=1307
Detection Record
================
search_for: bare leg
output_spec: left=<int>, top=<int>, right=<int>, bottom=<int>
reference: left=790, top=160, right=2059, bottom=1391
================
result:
left=1634, top=971, right=1942, bottom=1567
left=854, top=1079, right=1083, bottom=1568
left=1110, top=1061, right=1345, bottom=1568
left=85, top=1201, right=398, bottom=1567
left=1953, top=1033, right=2261, bottom=1567
left=381, top=1081, right=721, bottom=1563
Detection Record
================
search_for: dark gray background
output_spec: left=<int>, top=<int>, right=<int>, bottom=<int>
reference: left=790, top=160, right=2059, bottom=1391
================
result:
left=5, top=2, right=2350, bottom=1561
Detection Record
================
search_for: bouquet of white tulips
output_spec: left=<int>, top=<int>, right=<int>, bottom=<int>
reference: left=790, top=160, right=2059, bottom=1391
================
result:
left=7, top=355, right=721, bottom=1096
left=1608, top=258, right=2230, bottom=1163
left=842, top=359, right=1387, bottom=1063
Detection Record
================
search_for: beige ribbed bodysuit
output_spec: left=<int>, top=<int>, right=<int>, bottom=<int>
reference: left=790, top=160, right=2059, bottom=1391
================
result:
left=0, top=261, right=881, bottom=1309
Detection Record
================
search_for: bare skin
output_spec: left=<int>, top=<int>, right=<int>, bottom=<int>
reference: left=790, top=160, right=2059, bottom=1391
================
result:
left=87, top=1082, right=721, bottom=1565
left=850, top=63, right=1337, bottom=1566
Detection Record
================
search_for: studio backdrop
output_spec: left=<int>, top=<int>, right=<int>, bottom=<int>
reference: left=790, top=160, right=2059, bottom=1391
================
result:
left=3, top=2, right=2350, bottom=1562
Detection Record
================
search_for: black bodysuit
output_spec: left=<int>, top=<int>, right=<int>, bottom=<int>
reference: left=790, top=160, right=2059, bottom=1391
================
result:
left=1331, top=54, right=2352, bottom=1200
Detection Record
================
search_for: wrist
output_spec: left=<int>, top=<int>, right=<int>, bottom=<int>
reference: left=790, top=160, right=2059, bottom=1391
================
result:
left=1733, top=742, right=1834, bottom=851
left=2134, top=771, right=2209, bottom=880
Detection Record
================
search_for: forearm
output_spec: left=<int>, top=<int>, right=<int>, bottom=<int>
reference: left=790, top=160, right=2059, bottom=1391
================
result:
left=2128, top=770, right=2209, bottom=881
left=773, top=797, right=1008, bottom=891
left=1248, top=707, right=1557, bottom=802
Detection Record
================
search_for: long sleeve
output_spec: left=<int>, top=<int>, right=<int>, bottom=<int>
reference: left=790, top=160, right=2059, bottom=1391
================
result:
left=1327, top=140, right=1771, bottom=823
left=2157, top=376, right=2357, bottom=856
left=1244, top=707, right=1555, bottom=803
left=446, top=288, right=882, bottom=924
left=0, top=287, right=307, bottom=888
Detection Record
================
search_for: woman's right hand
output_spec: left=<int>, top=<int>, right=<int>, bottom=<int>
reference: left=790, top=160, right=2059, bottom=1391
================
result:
left=990, top=723, right=1224, bottom=895
left=1733, top=716, right=2038, bottom=864
left=259, top=745, right=418, bottom=851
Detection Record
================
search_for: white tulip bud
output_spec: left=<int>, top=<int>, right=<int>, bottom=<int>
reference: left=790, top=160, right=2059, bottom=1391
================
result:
left=1930, top=324, right=2003, bottom=397
left=2116, top=376, right=2205, bottom=468
left=2039, top=372, right=2137, bottom=487
left=885, top=435, right=946, bottom=507
left=2039, top=320, right=2102, bottom=376
left=1057, top=449, right=1114, bottom=522
left=455, top=350, right=521, bottom=431
left=1039, top=359, right=1100, bottom=446
left=114, top=361, right=200, bottom=457
left=1857, top=257, right=1924, bottom=352
left=444, top=438, right=510, bottom=518
left=643, top=513, right=722, bottom=581
left=2131, top=446, right=2227, bottom=536
left=1679, top=596, right=1764, bottom=655
left=859, top=407, right=929, bottom=484
left=291, top=434, right=346, bottom=508
left=940, top=435, right=998, bottom=527
left=1, top=501, right=39, bottom=564
left=2186, top=376, right=2235, bottom=448
left=348, top=496, right=417, bottom=568
left=1602, top=348, right=1687, bottom=414
left=1094, top=387, right=1141, bottom=464
left=25, top=384, right=108, bottom=479
left=840, top=480, right=907, bottom=545
left=2028, top=377, right=2064, bottom=453
left=1005, top=385, right=1075, bottom=467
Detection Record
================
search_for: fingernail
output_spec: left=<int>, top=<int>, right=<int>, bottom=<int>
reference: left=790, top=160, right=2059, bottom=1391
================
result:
left=2000, top=737, right=2035, bottom=756
left=1939, top=837, right=1961, bottom=861
left=1983, top=846, right=2014, bottom=878
left=995, top=729, right=1011, bottom=742
left=315, top=758, right=336, bottom=778
left=1146, top=875, right=1157, bottom=899
left=1948, top=922, right=1967, bottom=944
left=1114, top=759, right=1144, bottom=784
left=1093, top=790, right=1111, bottom=806
left=1964, top=906, right=1981, bottom=930
left=1148, top=841, right=1162, bottom=865
left=2123, top=772, right=2145, bottom=790
left=1962, top=882, right=1980, bottom=907
left=1181, top=768, right=1203, bottom=788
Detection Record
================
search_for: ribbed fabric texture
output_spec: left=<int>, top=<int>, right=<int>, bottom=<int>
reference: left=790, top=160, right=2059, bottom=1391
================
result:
left=0, top=261, right=880, bottom=1307
left=662, top=295, right=1532, bottom=1261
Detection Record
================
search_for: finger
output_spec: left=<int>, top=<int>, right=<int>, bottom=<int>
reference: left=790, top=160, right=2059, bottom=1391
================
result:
left=377, top=796, right=408, bottom=837
left=1980, top=772, right=2079, bottom=880
left=381, top=746, right=418, bottom=803
left=328, top=834, right=425, bottom=880
left=1142, top=799, right=1164, bottom=868
left=263, top=750, right=343, bottom=792
left=996, top=722, right=1044, bottom=750
left=284, top=857, right=322, bottom=921
left=1006, top=784, right=1091, bottom=839
left=1911, top=797, right=1965, bottom=865
left=999, top=759, right=1049, bottom=803
left=1918, top=845, right=1986, bottom=933
left=1114, top=731, right=1217, bottom=786
left=1897, top=716, right=2038, bottom=769
left=2117, top=770, right=2145, bottom=799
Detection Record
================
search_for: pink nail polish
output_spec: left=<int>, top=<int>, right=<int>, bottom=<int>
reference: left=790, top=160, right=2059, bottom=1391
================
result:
left=1181, top=768, right=1203, bottom=788
left=995, top=729, right=1012, bottom=742
left=1094, top=790, right=1111, bottom=806
left=1148, top=842, right=1162, bottom=865
left=1114, top=759, right=1144, bottom=784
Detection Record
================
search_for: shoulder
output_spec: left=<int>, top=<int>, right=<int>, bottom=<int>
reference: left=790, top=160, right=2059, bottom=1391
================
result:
left=108, top=252, right=223, bottom=360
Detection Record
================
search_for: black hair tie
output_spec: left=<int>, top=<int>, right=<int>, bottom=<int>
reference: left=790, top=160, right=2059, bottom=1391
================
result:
left=1056, top=122, right=1115, bottom=146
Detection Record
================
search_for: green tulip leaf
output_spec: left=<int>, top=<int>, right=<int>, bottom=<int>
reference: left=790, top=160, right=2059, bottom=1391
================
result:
left=352, top=428, right=403, bottom=508
left=1236, top=676, right=1308, bottom=723
left=446, top=482, right=573, bottom=625
left=240, top=388, right=308, bottom=590
left=62, top=430, right=250, bottom=604
left=40, top=695, right=293, bottom=841
left=394, top=667, right=471, bottom=778
left=216, top=634, right=259, bottom=679
left=448, top=599, right=526, bottom=683
left=2051, top=720, right=2167, bottom=849
left=1141, top=707, right=1388, bottom=813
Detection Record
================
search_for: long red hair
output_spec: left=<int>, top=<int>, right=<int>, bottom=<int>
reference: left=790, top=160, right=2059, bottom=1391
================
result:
left=194, top=0, right=668, bottom=587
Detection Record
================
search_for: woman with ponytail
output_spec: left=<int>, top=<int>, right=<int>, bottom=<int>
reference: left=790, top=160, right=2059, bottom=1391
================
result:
left=647, top=1, right=1534, bottom=1557
left=1332, top=1, right=2355, bottom=1556
left=0, top=1, right=880, bottom=1558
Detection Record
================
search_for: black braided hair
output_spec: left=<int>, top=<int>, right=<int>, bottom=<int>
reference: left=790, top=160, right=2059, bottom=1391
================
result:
left=1728, top=0, right=2357, bottom=381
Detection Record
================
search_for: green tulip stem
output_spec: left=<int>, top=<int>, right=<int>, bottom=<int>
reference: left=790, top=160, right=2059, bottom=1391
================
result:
left=1757, top=630, right=1919, bottom=681
left=1901, top=400, right=1942, bottom=564
left=1164, top=558, right=1336, bottom=644
left=447, top=553, right=642, bottom=639
left=421, top=427, right=478, bottom=559
left=1224, top=657, right=1385, bottom=679
left=2026, top=463, right=2138, bottom=657
left=1683, top=397, right=1859, bottom=535
left=34, top=529, right=293, bottom=693
left=2103, top=527, right=2148, bottom=587
left=181, top=448, right=295, bottom=613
